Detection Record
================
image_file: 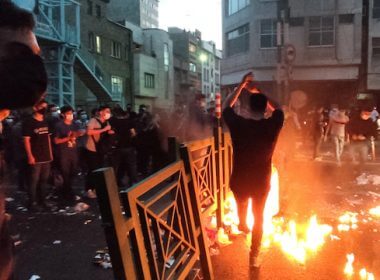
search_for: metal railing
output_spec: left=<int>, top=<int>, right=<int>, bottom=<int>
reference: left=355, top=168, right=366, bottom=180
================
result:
left=93, top=129, right=234, bottom=279
left=34, top=0, right=80, bottom=46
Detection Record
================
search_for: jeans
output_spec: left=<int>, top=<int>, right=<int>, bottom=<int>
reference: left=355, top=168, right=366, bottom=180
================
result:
left=235, top=191, right=269, bottom=257
left=28, top=162, right=51, bottom=206
left=349, top=141, right=369, bottom=163
left=58, top=151, right=78, bottom=199
left=332, top=135, right=345, bottom=162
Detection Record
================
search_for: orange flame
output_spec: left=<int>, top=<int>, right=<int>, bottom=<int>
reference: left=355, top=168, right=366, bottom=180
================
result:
left=344, top=253, right=355, bottom=277
left=369, top=206, right=380, bottom=218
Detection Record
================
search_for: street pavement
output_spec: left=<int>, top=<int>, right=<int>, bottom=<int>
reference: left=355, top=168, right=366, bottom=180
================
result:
left=3, top=151, right=380, bottom=279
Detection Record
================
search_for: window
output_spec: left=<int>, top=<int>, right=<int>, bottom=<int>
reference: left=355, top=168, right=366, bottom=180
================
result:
left=289, top=17, right=304, bottom=27
left=95, top=35, right=101, bottom=53
left=88, top=32, right=94, bottom=51
left=95, top=5, right=101, bottom=17
left=87, top=0, right=93, bottom=15
left=144, top=73, right=155, bottom=88
left=260, top=19, right=277, bottom=48
left=189, top=63, right=197, bottom=72
left=189, top=43, right=197, bottom=53
left=111, top=76, right=123, bottom=99
left=374, top=0, right=380, bottom=19
left=164, top=43, right=169, bottom=71
left=339, top=14, right=354, bottom=24
left=227, top=0, right=250, bottom=16
left=373, top=38, right=380, bottom=57
left=111, top=41, right=121, bottom=59
left=308, top=16, right=334, bottom=46
left=226, top=23, right=249, bottom=56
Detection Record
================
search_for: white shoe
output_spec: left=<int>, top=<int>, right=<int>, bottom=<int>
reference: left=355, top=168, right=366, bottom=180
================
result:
left=87, top=189, right=97, bottom=199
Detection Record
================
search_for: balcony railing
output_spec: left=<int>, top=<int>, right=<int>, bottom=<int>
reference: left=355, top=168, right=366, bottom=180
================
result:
left=34, top=0, right=80, bottom=46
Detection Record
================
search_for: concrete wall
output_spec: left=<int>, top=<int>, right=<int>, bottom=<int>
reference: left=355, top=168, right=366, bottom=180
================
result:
left=107, top=0, right=141, bottom=26
left=143, top=29, right=175, bottom=110
left=368, top=0, right=380, bottom=90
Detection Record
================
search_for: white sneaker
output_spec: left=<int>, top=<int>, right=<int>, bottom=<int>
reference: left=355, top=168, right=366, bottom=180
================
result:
left=87, top=189, right=97, bottom=199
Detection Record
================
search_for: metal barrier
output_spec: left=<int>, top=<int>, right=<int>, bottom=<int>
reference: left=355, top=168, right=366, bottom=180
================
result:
left=94, top=128, right=233, bottom=279
left=180, top=137, right=218, bottom=219
left=94, top=161, right=213, bottom=280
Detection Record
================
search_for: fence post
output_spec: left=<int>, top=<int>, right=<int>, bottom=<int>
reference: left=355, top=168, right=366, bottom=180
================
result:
left=214, top=118, right=224, bottom=229
left=168, top=136, right=179, bottom=163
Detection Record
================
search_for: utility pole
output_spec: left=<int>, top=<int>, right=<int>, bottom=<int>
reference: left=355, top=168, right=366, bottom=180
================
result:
left=276, top=0, right=290, bottom=105
left=358, top=0, right=369, bottom=93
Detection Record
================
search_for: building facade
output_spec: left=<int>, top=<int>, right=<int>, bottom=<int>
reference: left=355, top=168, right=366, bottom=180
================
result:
left=107, top=0, right=159, bottom=28
left=222, top=0, right=380, bottom=107
left=168, top=28, right=203, bottom=106
left=368, top=0, right=380, bottom=93
left=120, top=21, right=175, bottom=111
left=200, top=41, right=222, bottom=108
left=75, top=0, right=134, bottom=109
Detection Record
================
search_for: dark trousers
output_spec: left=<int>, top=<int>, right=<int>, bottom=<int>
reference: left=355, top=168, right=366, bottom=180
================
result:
left=58, top=151, right=78, bottom=199
left=235, top=191, right=269, bottom=256
left=85, top=149, right=103, bottom=191
left=116, top=147, right=138, bottom=188
left=28, top=162, right=51, bottom=206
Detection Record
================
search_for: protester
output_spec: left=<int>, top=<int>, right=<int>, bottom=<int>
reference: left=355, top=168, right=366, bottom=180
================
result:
left=347, top=108, right=377, bottom=165
left=84, top=105, right=115, bottom=198
left=22, top=99, right=53, bottom=211
left=110, top=109, right=138, bottom=188
left=222, top=72, right=284, bottom=268
left=53, top=106, right=85, bottom=202
left=311, top=106, right=325, bottom=160
left=75, top=109, right=89, bottom=175
left=325, top=108, right=349, bottom=165
left=0, top=2, right=48, bottom=277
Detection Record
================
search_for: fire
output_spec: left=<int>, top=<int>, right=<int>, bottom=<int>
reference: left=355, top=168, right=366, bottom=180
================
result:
left=344, top=253, right=355, bottom=277
left=359, top=268, right=375, bottom=280
left=219, top=166, right=332, bottom=265
left=338, top=212, right=359, bottom=232
left=369, top=206, right=380, bottom=218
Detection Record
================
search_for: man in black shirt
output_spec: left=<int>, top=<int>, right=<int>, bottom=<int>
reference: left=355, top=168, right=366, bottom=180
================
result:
left=223, top=72, right=284, bottom=268
left=347, top=108, right=377, bottom=164
left=23, top=99, right=53, bottom=211
left=111, top=110, right=138, bottom=188
left=54, top=106, right=85, bottom=201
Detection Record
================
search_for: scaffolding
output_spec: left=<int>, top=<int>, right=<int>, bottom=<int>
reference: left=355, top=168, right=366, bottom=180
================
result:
left=33, top=0, right=80, bottom=107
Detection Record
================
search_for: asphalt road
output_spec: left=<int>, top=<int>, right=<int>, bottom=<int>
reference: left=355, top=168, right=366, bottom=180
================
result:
left=4, top=159, right=380, bottom=280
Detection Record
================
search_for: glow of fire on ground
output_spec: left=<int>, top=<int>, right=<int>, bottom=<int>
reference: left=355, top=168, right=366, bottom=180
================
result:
left=343, top=254, right=376, bottom=280
left=218, top=166, right=332, bottom=265
left=338, top=212, right=359, bottom=232
left=369, top=206, right=380, bottom=218
left=213, top=167, right=377, bottom=278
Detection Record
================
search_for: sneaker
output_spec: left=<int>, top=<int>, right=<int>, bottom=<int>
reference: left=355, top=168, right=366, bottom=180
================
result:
left=87, top=189, right=97, bottom=199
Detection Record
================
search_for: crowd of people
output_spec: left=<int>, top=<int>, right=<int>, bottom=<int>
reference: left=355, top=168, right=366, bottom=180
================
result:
left=0, top=98, right=216, bottom=212
left=276, top=104, right=379, bottom=167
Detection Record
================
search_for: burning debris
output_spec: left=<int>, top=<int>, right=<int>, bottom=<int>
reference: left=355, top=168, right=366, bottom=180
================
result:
left=204, top=164, right=380, bottom=279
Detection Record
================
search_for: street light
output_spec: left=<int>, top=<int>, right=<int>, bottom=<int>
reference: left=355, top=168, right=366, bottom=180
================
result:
left=199, top=53, right=207, bottom=63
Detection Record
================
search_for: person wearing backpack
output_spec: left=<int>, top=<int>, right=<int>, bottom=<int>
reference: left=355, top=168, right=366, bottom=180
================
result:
left=84, top=105, right=114, bottom=198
